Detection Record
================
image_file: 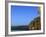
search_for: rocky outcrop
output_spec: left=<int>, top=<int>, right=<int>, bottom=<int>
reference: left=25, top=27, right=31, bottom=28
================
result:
left=29, top=16, right=41, bottom=30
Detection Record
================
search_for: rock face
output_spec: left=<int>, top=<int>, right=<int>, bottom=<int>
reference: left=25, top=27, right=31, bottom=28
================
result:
left=29, top=16, right=41, bottom=30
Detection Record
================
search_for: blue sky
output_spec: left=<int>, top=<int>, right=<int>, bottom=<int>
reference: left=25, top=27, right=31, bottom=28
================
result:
left=11, top=5, right=39, bottom=26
